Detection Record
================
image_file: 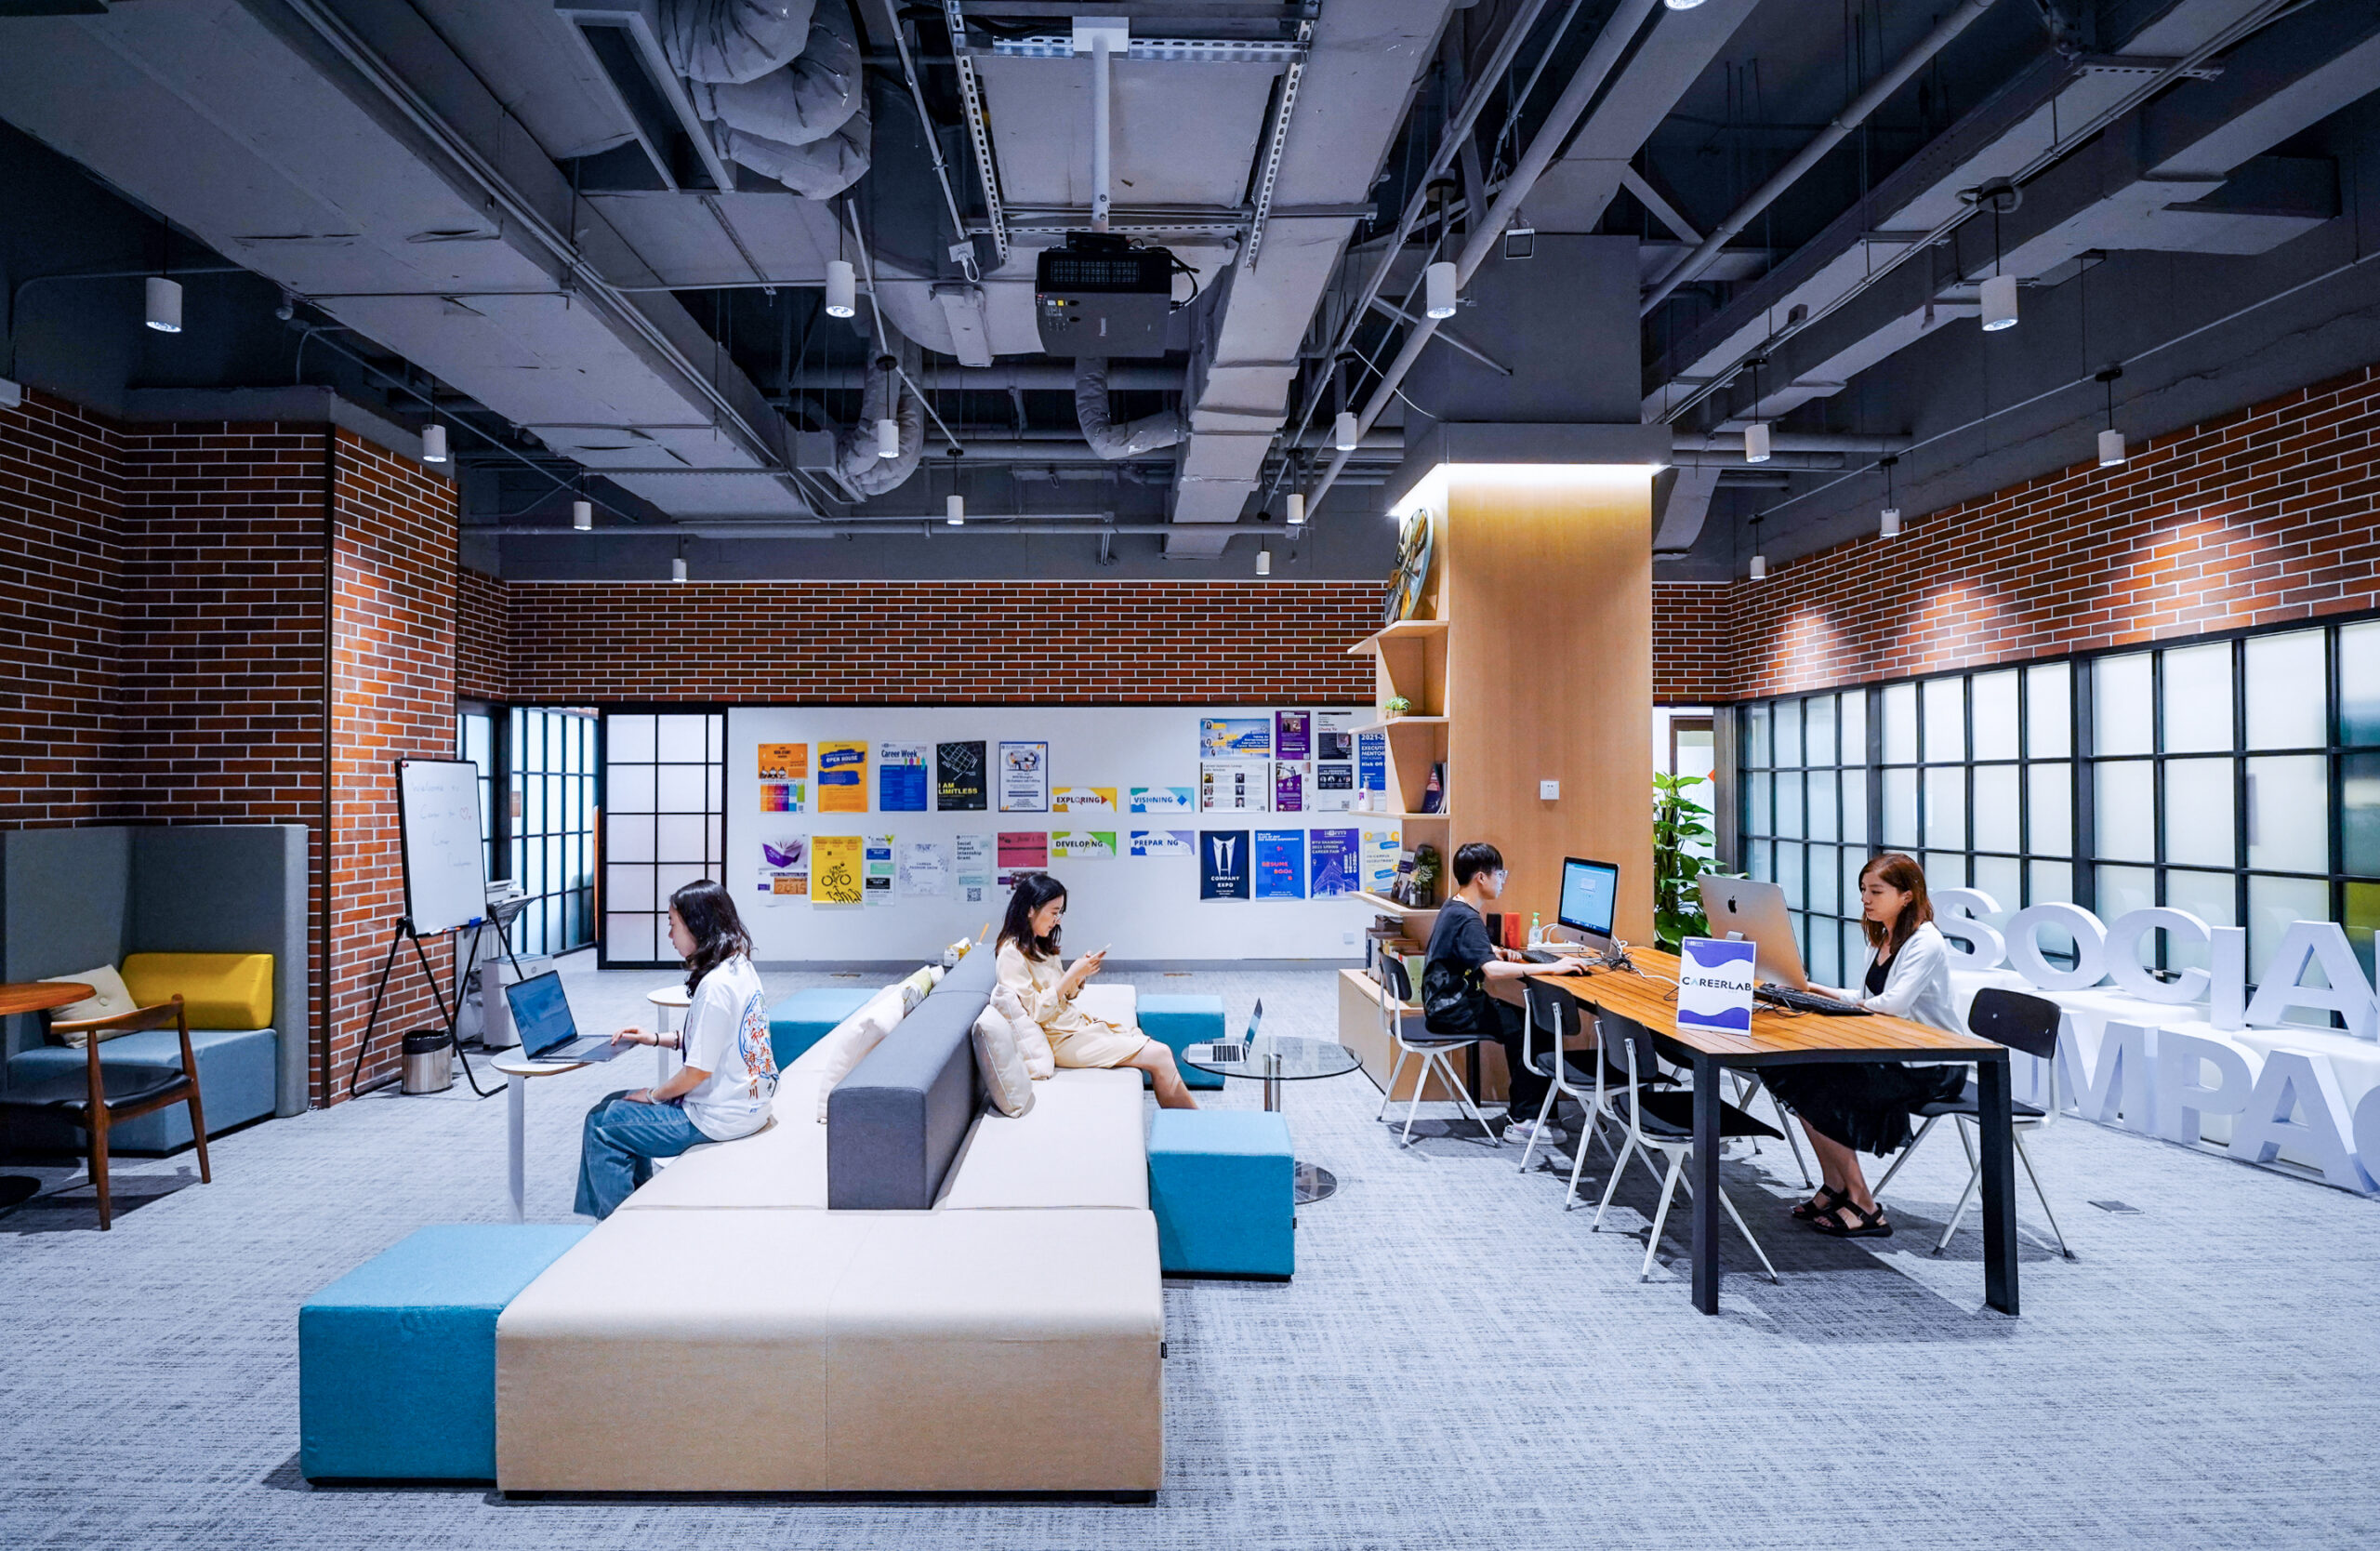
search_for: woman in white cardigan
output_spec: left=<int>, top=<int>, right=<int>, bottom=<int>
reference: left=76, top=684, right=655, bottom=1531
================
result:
left=1763, top=852, right=1967, bottom=1239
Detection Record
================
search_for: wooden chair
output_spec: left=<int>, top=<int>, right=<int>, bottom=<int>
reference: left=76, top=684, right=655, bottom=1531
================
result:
left=0, top=995, right=210, bottom=1229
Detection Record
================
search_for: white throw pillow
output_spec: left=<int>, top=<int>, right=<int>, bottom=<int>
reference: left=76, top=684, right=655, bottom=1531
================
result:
left=971, top=1004, right=1036, bottom=1118
left=987, top=982, right=1054, bottom=1080
left=44, top=965, right=139, bottom=1043
left=811, top=985, right=909, bottom=1122
left=897, top=963, right=944, bottom=1009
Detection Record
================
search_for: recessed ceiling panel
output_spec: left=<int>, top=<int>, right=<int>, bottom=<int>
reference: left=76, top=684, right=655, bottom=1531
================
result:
left=974, top=56, right=1276, bottom=211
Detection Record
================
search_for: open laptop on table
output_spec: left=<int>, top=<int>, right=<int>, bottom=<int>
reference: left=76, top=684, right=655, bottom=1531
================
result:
left=503, top=970, right=631, bottom=1063
left=1695, top=877, right=1866, bottom=1015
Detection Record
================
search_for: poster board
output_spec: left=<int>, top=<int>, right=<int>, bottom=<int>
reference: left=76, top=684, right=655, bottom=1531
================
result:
left=727, top=707, right=1370, bottom=963
left=395, top=758, right=488, bottom=936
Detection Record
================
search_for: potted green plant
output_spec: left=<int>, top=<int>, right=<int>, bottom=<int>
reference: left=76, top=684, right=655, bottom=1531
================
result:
left=1653, top=772, right=1714, bottom=951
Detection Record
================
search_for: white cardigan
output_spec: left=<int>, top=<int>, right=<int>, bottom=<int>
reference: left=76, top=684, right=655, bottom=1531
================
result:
left=1849, top=921, right=1964, bottom=1034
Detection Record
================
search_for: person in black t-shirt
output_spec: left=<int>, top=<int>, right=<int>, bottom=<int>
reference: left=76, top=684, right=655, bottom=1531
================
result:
left=1422, top=842, right=1588, bottom=1145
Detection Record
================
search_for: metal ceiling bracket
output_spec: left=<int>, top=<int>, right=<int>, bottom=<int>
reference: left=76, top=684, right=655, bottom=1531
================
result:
left=944, top=2, right=1011, bottom=266
left=1241, top=11, right=1316, bottom=270
left=987, top=35, right=1308, bottom=64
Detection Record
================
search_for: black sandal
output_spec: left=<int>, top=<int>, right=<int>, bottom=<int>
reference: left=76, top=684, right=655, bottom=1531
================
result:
left=1809, top=1200, right=1893, bottom=1239
left=1791, top=1186, right=1847, bottom=1222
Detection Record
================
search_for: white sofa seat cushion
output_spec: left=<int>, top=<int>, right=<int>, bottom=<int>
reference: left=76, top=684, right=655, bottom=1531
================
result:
left=937, top=1067, right=1148, bottom=1211
left=1073, top=982, right=1137, bottom=1028
left=496, top=1207, right=1163, bottom=1493
left=618, top=1070, right=827, bottom=1209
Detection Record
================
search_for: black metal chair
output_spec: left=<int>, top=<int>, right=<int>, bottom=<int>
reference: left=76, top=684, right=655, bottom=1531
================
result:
left=1872, top=987, right=2073, bottom=1259
left=1373, top=956, right=1500, bottom=1147
left=1514, top=978, right=1674, bottom=1206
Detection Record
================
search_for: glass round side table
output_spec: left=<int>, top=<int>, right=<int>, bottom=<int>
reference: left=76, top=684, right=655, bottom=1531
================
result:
left=1183, top=1034, right=1362, bottom=1203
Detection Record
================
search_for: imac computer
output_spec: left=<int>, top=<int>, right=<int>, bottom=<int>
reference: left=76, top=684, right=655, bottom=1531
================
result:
left=1696, top=876, right=1813, bottom=989
left=1556, top=857, right=1620, bottom=951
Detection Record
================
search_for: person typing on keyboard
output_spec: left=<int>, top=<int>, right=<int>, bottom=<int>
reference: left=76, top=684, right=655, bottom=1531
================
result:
left=1422, top=842, right=1588, bottom=1146
left=1760, top=853, right=1968, bottom=1240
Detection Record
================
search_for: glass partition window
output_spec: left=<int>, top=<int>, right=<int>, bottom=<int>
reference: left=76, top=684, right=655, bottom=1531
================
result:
left=603, top=710, right=726, bottom=968
left=508, top=708, right=599, bottom=958
left=1738, top=687, right=1870, bottom=988
left=456, top=707, right=496, bottom=882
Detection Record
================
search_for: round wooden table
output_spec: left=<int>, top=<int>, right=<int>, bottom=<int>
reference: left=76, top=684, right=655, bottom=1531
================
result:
left=0, top=983, right=96, bottom=1208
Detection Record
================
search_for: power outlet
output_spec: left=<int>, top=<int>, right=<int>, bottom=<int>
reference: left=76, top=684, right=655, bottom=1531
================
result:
left=1539, top=779, right=1560, bottom=801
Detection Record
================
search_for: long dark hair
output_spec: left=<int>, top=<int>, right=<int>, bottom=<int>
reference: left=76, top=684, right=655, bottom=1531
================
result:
left=1858, top=852, right=1934, bottom=958
left=670, top=879, right=752, bottom=994
left=997, top=872, right=1067, bottom=961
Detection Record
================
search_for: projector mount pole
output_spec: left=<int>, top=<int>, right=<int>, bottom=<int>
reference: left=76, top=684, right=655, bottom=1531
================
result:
left=1078, top=18, right=1127, bottom=233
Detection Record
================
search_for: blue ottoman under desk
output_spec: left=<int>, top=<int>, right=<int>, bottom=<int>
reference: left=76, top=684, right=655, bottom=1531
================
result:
left=767, top=987, right=877, bottom=1067
left=1138, top=993, right=1227, bottom=1090
left=300, top=1224, right=590, bottom=1482
left=1147, top=1110, right=1294, bottom=1279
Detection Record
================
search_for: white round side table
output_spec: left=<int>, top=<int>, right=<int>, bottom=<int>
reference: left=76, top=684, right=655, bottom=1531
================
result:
left=491, top=1053, right=588, bottom=1223
left=645, top=985, right=692, bottom=1083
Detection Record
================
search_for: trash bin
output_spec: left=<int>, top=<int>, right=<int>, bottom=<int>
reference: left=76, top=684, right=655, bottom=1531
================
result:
left=401, top=1030, right=454, bottom=1095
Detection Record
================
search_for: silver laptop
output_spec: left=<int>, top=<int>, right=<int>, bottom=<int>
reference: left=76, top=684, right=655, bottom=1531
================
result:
left=1696, top=877, right=1813, bottom=990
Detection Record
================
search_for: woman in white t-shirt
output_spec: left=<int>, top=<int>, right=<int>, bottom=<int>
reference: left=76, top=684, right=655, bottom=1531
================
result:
left=575, top=880, right=776, bottom=1219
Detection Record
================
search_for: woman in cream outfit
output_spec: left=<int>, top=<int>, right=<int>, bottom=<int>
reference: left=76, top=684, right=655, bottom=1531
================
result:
left=994, top=873, right=1198, bottom=1108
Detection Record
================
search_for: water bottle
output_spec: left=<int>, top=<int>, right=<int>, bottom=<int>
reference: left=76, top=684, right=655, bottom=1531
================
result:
left=1528, top=911, right=1543, bottom=948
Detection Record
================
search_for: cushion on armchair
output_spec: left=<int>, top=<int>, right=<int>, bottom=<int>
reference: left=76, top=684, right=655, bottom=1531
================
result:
left=120, top=952, right=273, bottom=1030
left=41, top=965, right=139, bottom=1042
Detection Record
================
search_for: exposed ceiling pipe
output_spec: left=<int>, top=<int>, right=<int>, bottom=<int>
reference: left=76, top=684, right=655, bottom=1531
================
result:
left=1076, top=357, right=1187, bottom=458
left=471, top=520, right=1279, bottom=540
left=1639, top=0, right=1998, bottom=316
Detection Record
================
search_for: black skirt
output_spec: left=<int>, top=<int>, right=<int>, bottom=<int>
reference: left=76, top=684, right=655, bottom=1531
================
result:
left=1763, top=1062, right=1969, bottom=1157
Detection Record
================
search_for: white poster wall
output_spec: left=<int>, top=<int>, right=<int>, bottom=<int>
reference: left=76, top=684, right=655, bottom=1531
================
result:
left=728, top=706, right=1373, bottom=962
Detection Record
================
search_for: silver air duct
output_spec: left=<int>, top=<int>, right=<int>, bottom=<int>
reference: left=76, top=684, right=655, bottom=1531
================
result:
left=1075, top=358, right=1186, bottom=460
left=836, top=338, right=926, bottom=496
left=669, top=0, right=871, bottom=198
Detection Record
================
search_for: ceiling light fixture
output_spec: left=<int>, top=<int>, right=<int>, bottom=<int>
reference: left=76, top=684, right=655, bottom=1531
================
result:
left=420, top=423, right=447, bottom=464
left=1748, top=513, right=1767, bottom=581
left=1662, top=0, right=1709, bottom=9
left=946, top=494, right=965, bottom=526
left=1423, top=260, right=1458, bottom=320
left=1977, top=180, right=2019, bottom=332
left=572, top=498, right=592, bottom=531
left=144, top=274, right=182, bottom=334
left=1256, top=546, right=1272, bottom=577
left=2097, top=365, right=2127, bottom=466
left=1742, top=358, right=1769, bottom=462
left=825, top=258, right=857, bottom=319
left=1878, top=455, right=1901, bottom=537
left=671, top=555, right=690, bottom=583
left=875, top=417, right=900, bottom=459
left=1334, top=410, right=1358, bottom=452
left=1286, top=493, right=1305, bottom=526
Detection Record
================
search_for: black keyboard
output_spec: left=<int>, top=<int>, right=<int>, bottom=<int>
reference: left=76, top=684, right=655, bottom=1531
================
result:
left=1521, top=948, right=1567, bottom=964
left=1755, top=984, right=1868, bottom=1016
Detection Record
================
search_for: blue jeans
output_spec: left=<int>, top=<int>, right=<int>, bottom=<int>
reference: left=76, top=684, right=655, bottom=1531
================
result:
left=575, top=1090, right=708, bottom=1219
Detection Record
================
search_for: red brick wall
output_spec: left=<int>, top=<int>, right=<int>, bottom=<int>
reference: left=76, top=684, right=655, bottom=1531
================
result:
left=469, top=580, right=1380, bottom=704
left=1652, top=362, right=2380, bottom=701
left=1651, top=581, right=1735, bottom=703
left=326, top=432, right=459, bottom=1095
left=456, top=564, right=508, bottom=702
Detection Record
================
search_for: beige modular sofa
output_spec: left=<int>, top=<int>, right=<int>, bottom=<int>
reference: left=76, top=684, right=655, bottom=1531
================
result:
left=494, top=960, right=1163, bottom=1496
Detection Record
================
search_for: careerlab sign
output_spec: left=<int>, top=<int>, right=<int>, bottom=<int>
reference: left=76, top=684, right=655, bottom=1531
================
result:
left=1936, top=891, right=2380, bottom=1192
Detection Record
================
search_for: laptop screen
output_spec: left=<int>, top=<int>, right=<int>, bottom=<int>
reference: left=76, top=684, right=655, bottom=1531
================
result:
left=506, top=972, right=579, bottom=1059
left=1558, top=857, right=1620, bottom=938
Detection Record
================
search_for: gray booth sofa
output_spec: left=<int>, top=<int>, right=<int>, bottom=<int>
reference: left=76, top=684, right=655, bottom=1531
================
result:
left=1, top=826, right=309, bottom=1150
left=493, top=945, right=1165, bottom=1495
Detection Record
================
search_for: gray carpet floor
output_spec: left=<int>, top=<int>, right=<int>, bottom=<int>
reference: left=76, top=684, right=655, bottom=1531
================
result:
left=2, top=955, right=2375, bottom=1550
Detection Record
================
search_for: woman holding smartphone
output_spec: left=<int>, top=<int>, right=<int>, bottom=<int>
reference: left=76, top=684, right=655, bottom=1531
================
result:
left=994, top=872, right=1198, bottom=1108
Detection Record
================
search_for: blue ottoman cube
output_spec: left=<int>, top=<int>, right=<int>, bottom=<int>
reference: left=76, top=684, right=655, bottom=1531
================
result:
left=1139, top=993, right=1227, bottom=1090
left=767, top=987, right=878, bottom=1067
left=1147, top=1109, right=1294, bottom=1279
left=300, top=1224, right=590, bottom=1481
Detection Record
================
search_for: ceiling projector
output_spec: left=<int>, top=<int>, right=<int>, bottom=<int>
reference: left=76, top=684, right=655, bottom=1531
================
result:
left=1035, top=233, right=1180, bottom=358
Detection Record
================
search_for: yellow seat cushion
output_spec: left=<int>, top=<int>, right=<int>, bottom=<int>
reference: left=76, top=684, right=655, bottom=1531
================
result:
left=120, top=953, right=274, bottom=1030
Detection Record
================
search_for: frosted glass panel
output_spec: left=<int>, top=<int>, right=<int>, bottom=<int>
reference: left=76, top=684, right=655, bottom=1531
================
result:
left=656, top=764, right=708, bottom=813
left=707, top=815, right=724, bottom=862
left=655, top=814, right=708, bottom=862
left=2246, top=755, right=2326, bottom=873
left=2162, top=643, right=2232, bottom=752
left=657, top=714, right=709, bottom=762
left=2162, top=757, right=2235, bottom=868
left=2249, top=874, right=2331, bottom=974
left=605, top=865, right=654, bottom=912
left=707, top=765, right=724, bottom=811
left=2028, top=663, right=2072, bottom=757
left=1778, top=843, right=1805, bottom=910
left=1746, top=704, right=1772, bottom=767
left=2096, top=865, right=2157, bottom=923
left=1808, top=769, right=1839, bottom=842
left=1843, top=921, right=1871, bottom=979
left=1775, top=698, right=1804, bottom=769
left=2162, top=870, right=2237, bottom=973
left=654, top=863, right=705, bottom=905
left=605, top=814, right=654, bottom=864
left=1843, top=850, right=1868, bottom=920
left=2029, top=762, right=2072, bottom=855
left=1810, top=928, right=1840, bottom=988
left=1972, top=855, right=2023, bottom=918
left=2095, top=760, right=2155, bottom=862
left=1748, top=773, right=1773, bottom=836
left=1924, top=852, right=1968, bottom=888
left=1775, top=771, right=1805, bottom=839
left=2342, top=622, right=2380, bottom=745
left=1972, top=670, right=2020, bottom=761
left=1884, top=683, right=1917, bottom=763
left=608, top=714, right=655, bottom=762
left=2030, top=859, right=2073, bottom=911
left=2245, top=630, right=2325, bottom=749
left=707, top=713, right=725, bottom=762
left=1806, top=695, right=1836, bottom=766
left=606, top=914, right=660, bottom=963
left=2095, top=654, right=2153, bottom=756
left=1883, top=768, right=1918, bottom=847
left=1924, top=765, right=1966, bottom=850
left=1841, top=767, right=1868, bottom=845
left=1840, top=690, right=1867, bottom=762
left=2344, top=752, right=2380, bottom=877
left=1747, top=840, right=1772, bottom=882
left=1923, top=678, right=1965, bottom=762
left=1973, top=764, right=2020, bottom=853
left=1806, top=843, right=1840, bottom=916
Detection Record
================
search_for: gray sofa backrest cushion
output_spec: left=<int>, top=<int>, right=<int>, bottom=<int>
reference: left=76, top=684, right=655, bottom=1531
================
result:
left=935, top=941, right=998, bottom=1000
left=826, top=983, right=987, bottom=1211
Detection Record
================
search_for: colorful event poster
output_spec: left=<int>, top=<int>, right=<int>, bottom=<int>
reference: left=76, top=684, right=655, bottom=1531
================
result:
left=1273, top=762, right=1304, bottom=813
left=899, top=840, right=950, bottom=897
left=955, top=833, right=993, bottom=905
left=937, top=741, right=987, bottom=811
left=760, top=780, right=803, bottom=813
left=1130, top=786, right=1194, bottom=815
left=997, top=830, right=1049, bottom=887
left=1275, top=709, right=1311, bottom=761
left=1052, top=786, right=1117, bottom=815
left=1199, top=830, right=1250, bottom=901
left=998, top=741, right=1050, bottom=812
left=1199, top=718, right=1271, bottom=760
left=1357, top=731, right=1388, bottom=795
left=863, top=834, right=897, bottom=907
left=812, top=835, right=862, bottom=904
left=1315, top=712, right=1355, bottom=763
left=1198, top=761, right=1266, bottom=813
left=1363, top=827, right=1403, bottom=895
left=1254, top=829, right=1305, bottom=900
left=1309, top=828, right=1359, bottom=897
left=878, top=742, right=929, bottom=812
left=817, top=741, right=868, bottom=814
left=1052, top=831, right=1117, bottom=861
left=1130, top=829, right=1196, bottom=857
left=1312, top=761, right=1355, bottom=812
left=759, top=742, right=808, bottom=780
left=757, top=834, right=808, bottom=904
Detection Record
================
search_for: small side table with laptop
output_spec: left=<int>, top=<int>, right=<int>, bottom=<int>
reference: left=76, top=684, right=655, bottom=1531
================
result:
left=1183, top=1001, right=1360, bottom=1204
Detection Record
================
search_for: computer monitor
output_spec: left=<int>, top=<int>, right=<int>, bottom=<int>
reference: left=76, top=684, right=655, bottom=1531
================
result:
left=1696, top=876, right=1813, bottom=989
left=1557, top=857, right=1620, bottom=947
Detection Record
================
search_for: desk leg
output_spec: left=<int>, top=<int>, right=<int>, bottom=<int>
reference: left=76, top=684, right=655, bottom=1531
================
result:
left=1691, top=1054, right=1722, bottom=1315
left=507, top=1071, right=526, bottom=1225
left=1978, top=1055, right=2019, bottom=1316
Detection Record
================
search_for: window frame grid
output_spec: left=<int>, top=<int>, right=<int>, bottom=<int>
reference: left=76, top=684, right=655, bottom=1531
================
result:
left=598, top=704, right=729, bottom=971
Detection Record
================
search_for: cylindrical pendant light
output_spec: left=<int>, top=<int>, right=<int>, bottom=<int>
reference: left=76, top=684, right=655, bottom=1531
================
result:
left=420, top=423, right=448, bottom=464
left=825, top=259, right=857, bottom=319
left=1423, top=260, right=1458, bottom=320
left=1744, top=420, right=1771, bottom=463
left=2098, top=428, right=2127, bottom=467
left=1663, top=0, right=1708, bottom=8
left=1286, top=493, right=1305, bottom=526
left=1980, top=272, right=2018, bottom=332
left=875, top=417, right=900, bottom=459
left=572, top=499, right=592, bottom=531
left=1256, top=547, right=1272, bottom=577
left=1748, top=513, right=1766, bottom=580
left=671, top=556, right=690, bottom=582
left=1334, top=410, right=1358, bottom=452
left=144, top=274, right=182, bottom=334
left=946, top=494, right=965, bottom=526
left=1880, top=507, right=1901, bottom=538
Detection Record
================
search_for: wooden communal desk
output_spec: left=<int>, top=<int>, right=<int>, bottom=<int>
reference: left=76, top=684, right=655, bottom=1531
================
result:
left=1504, top=948, right=2019, bottom=1317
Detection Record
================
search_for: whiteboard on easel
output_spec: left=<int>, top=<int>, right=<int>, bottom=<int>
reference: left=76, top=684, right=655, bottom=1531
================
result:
left=396, top=759, right=488, bottom=936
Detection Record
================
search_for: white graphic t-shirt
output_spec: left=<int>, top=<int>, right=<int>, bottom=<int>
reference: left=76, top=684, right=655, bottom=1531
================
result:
left=675, top=954, right=776, bottom=1141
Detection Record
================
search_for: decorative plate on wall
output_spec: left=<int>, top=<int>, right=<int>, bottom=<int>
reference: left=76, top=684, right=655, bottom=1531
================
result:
left=1383, top=508, right=1435, bottom=625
